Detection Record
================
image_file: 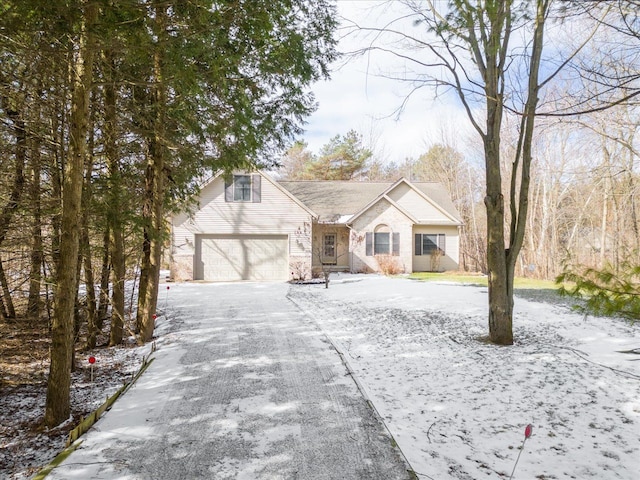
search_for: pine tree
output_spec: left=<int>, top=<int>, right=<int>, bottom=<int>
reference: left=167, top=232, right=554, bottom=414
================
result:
left=557, top=258, right=640, bottom=322
left=308, top=130, right=372, bottom=180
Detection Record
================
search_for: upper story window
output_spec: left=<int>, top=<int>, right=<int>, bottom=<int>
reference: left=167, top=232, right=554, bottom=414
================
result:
left=225, top=174, right=261, bottom=203
left=234, top=175, right=252, bottom=201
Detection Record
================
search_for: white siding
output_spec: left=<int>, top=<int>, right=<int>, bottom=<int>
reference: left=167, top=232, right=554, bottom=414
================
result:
left=387, top=182, right=453, bottom=223
left=171, top=174, right=313, bottom=280
left=412, top=225, right=460, bottom=272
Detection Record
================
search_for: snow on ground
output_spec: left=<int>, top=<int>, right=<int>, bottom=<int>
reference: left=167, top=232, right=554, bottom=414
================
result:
left=288, top=274, right=640, bottom=480
left=4, top=274, right=639, bottom=480
left=45, top=282, right=410, bottom=480
left=0, top=342, right=149, bottom=480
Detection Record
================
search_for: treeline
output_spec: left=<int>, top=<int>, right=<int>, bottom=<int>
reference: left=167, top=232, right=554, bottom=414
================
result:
left=0, top=0, right=337, bottom=426
left=279, top=118, right=640, bottom=283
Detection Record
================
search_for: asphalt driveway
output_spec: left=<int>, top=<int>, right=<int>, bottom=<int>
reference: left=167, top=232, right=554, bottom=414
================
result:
left=48, top=282, right=411, bottom=480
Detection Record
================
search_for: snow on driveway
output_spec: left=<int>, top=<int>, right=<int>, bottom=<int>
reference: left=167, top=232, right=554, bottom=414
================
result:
left=289, top=274, right=640, bottom=480
left=48, top=282, right=410, bottom=480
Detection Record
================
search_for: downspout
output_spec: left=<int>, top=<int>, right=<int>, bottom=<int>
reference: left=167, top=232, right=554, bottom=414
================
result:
left=346, top=223, right=356, bottom=273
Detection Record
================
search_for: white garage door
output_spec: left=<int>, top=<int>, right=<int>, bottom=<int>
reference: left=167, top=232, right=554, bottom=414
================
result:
left=197, top=235, right=289, bottom=281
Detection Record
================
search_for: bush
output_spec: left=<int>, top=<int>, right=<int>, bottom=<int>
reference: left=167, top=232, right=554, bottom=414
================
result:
left=375, top=255, right=403, bottom=275
left=430, top=248, right=444, bottom=272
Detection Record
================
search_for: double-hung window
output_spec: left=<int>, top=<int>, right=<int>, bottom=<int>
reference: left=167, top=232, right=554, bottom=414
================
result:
left=374, top=232, right=390, bottom=255
left=234, top=175, right=251, bottom=201
left=415, top=233, right=446, bottom=255
left=366, top=228, right=400, bottom=256
left=224, top=174, right=261, bottom=203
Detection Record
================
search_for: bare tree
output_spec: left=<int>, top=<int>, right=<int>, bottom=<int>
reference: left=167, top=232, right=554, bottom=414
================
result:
left=348, top=1, right=563, bottom=344
left=278, top=141, right=316, bottom=180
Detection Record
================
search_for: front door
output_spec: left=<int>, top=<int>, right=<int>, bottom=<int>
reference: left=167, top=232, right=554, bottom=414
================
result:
left=322, top=234, right=337, bottom=264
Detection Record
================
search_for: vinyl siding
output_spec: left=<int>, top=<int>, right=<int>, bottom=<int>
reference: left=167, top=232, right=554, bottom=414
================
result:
left=387, top=182, right=455, bottom=223
left=171, top=174, right=313, bottom=280
left=412, top=225, right=460, bottom=272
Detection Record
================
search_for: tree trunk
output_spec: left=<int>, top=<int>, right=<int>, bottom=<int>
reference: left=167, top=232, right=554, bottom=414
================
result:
left=82, top=211, right=98, bottom=349
left=486, top=0, right=546, bottom=345
left=482, top=0, right=513, bottom=345
left=82, top=108, right=98, bottom=349
left=109, top=225, right=126, bottom=346
left=97, top=226, right=110, bottom=330
left=0, top=103, right=27, bottom=319
left=136, top=147, right=164, bottom=342
left=136, top=2, right=167, bottom=343
left=28, top=136, right=43, bottom=319
left=45, top=1, right=97, bottom=427
left=104, top=49, right=125, bottom=347
left=0, top=260, right=13, bottom=320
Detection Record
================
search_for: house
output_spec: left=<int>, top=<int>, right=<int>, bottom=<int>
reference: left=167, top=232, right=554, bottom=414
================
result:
left=170, top=171, right=463, bottom=282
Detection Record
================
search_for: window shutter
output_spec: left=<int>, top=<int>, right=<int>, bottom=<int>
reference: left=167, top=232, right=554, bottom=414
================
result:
left=252, top=174, right=261, bottom=203
left=365, top=232, right=373, bottom=256
left=438, top=234, right=446, bottom=253
left=224, top=179, right=233, bottom=202
left=392, top=232, right=400, bottom=256
left=415, top=234, right=422, bottom=256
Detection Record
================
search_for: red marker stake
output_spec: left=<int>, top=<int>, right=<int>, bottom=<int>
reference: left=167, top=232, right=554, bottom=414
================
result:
left=509, top=424, right=533, bottom=480
left=89, top=356, right=96, bottom=382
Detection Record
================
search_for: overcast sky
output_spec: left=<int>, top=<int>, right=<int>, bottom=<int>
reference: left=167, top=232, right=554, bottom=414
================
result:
left=301, top=1, right=473, bottom=165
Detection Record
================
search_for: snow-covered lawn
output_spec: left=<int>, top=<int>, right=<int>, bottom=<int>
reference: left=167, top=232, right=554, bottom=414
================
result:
left=289, top=274, right=640, bottom=480
left=4, top=275, right=638, bottom=480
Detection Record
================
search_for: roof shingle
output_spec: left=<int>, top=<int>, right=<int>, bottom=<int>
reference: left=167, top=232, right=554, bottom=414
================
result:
left=278, top=179, right=462, bottom=224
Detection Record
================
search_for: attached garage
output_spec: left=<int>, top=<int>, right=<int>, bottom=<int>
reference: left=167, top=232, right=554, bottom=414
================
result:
left=195, top=235, right=289, bottom=281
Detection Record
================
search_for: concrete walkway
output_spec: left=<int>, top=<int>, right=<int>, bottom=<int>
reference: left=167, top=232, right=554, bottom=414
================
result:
left=48, top=282, right=411, bottom=479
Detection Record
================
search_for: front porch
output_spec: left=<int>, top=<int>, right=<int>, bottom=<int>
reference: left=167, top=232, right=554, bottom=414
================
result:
left=310, top=224, right=351, bottom=276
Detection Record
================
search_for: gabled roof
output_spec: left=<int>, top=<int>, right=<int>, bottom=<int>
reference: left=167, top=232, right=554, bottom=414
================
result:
left=202, top=170, right=319, bottom=218
left=278, top=181, right=390, bottom=222
left=278, top=178, right=462, bottom=224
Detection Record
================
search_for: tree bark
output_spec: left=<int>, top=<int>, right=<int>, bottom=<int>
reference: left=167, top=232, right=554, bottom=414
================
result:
left=45, top=0, right=97, bottom=427
left=82, top=105, right=98, bottom=349
left=0, top=260, right=13, bottom=320
left=104, top=49, right=125, bottom=347
left=479, top=1, right=513, bottom=345
left=484, top=0, right=546, bottom=345
left=82, top=195, right=97, bottom=349
left=0, top=101, right=27, bottom=319
left=97, top=227, right=110, bottom=331
left=136, top=1, right=167, bottom=343
left=28, top=135, right=43, bottom=319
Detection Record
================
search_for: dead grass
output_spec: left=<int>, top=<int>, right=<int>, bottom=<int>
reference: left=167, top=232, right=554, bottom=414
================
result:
left=0, top=318, right=50, bottom=388
left=0, top=316, right=144, bottom=479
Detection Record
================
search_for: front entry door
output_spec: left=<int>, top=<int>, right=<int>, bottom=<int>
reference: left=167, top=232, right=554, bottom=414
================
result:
left=322, top=234, right=337, bottom=264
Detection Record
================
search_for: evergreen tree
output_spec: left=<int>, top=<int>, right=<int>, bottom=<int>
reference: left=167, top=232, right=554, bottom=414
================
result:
left=557, top=259, right=640, bottom=322
left=308, top=130, right=372, bottom=180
